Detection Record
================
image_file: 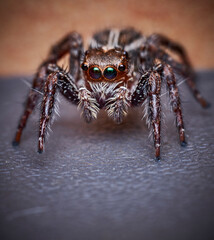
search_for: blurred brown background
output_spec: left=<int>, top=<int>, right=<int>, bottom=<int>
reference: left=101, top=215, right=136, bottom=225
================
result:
left=0, top=0, right=213, bottom=76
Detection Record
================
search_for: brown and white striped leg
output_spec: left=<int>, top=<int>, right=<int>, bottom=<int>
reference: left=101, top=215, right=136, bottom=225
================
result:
left=38, top=73, right=58, bottom=153
left=163, top=64, right=186, bottom=146
left=185, top=73, right=209, bottom=108
left=131, top=71, right=149, bottom=106
left=13, top=66, right=47, bottom=146
left=38, top=64, right=80, bottom=153
left=148, top=72, right=162, bottom=160
left=170, top=62, right=209, bottom=108
left=46, top=32, right=84, bottom=80
left=149, top=33, right=191, bottom=67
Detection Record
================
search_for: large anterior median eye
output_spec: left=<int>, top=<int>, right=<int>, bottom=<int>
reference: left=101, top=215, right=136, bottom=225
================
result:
left=104, top=67, right=117, bottom=80
left=89, top=67, right=102, bottom=79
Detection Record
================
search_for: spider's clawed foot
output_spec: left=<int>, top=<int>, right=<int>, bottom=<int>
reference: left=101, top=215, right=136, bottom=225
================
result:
left=155, top=145, right=161, bottom=161
left=202, top=101, right=211, bottom=109
left=12, top=140, right=19, bottom=147
left=181, top=141, right=187, bottom=147
left=38, top=149, right=43, bottom=154
left=38, top=138, right=44, bottom=154
left=12, top=131, right=22, bottom=147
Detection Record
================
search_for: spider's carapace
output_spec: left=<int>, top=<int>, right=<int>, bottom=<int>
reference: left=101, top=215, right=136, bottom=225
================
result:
left=81, top=48, right=129, bottom=83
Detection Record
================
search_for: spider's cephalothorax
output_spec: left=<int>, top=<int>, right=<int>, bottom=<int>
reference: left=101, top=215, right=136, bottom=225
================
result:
left=13, top=28, right=209, bottom=160
left=82, top=48, right=129, bottom=83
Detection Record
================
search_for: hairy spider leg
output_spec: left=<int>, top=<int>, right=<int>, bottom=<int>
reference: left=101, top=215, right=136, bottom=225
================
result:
left=131, top=65, right=162, bottom=160
left=148, top=71, right=162, bottom=160
left=38, top=73, right=58, bottom=152
left=38, top=65, right=79, bottom=153
left=131, top=72, right=149, bottom=106
left=163, top=64, right=186, bottom=146
left=132, top=42, right=186, bottom=160
left=150, top=34, right=209, bottom=108
left=13, top=32, right=83, bottom=146
left=149, top=34, right=192, bottom=67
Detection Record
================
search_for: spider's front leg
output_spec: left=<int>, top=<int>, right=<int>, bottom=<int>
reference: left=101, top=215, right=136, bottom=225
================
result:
left=38, top=64, right=80, bottom=153
left=147, top=71, right=162, bottom=160
left=38, top=64, right=100, bottom=152
left=38, top=72, right=58, bottom=153
left=131, top=66, right=162, bottom=160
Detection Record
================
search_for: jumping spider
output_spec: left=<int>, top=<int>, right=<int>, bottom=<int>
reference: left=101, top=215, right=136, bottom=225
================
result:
left=13, top=28, right=209, bottom=160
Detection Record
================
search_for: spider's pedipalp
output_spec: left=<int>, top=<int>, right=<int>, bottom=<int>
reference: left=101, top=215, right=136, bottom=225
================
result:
left=78, top=87, right=99, bottom=123
left=106, top=86, right=130, bottom=124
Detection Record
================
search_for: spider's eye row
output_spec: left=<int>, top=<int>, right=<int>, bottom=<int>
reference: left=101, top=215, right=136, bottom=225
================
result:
left=104, top=67, right=117, bottom=80
left=89, top=67, right=102, bottom=79
left=81, top=63, right=88, bottom=71
left=85, top=66, right=119, bottom=80
left=118, top=64, right=126, bottom=72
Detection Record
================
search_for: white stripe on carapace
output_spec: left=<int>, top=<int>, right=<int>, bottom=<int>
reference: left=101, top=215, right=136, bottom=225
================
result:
left=124, top=37, right=146, bottom=52
left=101, top=29, right=120, bottom=51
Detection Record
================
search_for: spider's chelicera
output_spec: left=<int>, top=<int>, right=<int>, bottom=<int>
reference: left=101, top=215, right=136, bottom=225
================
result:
left=13, top=28, right=209, bottom=160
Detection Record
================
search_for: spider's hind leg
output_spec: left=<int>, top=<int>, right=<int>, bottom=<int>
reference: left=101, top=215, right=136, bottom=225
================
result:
left=150, top=34, right=209, bottom=108
left=171, top=61, right=210, bottom=108
left=149, top=33, right=192, bottom=67
left=159, top=52, right=210, bottom=109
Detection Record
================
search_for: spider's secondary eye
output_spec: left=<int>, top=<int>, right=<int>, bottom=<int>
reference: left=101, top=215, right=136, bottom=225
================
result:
left=104, top=67, right=117, bottom=80
left=81, top=63, right=88, bottom=71
left=89, top=67, right=102, bottom=79
left=118, top=64, right=126, bottom=72
left=123, top=51, right=128, bottom=58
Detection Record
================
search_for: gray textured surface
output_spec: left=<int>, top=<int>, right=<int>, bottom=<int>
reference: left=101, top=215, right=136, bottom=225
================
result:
left=0, top=72, right=214, bottom=240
